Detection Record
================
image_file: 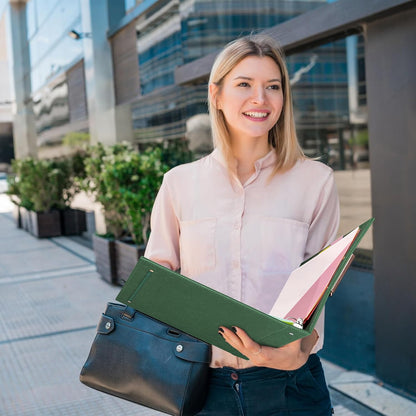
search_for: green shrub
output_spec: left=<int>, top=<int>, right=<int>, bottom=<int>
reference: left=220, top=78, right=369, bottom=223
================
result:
left=100, top=146, right=168, bottom=245
left=349, top=130, right=369, bottom=148
left=7, top=153, right=86, bottom=213
left=120, top=148, right=168, bottom=245
left=79, top=142, right=137, bottom=239
left=80, top=143, right=168, bottom=244
left=8, top=158, right=67, bottom=212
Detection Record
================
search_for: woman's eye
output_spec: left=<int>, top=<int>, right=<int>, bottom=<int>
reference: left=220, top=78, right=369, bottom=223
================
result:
left=237, top=82, right=250, bottom=87
left=267, top=84, right=281, bottom=90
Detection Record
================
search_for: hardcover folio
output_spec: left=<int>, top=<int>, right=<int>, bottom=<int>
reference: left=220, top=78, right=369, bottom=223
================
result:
left=116, top=218, right=374, bottom=359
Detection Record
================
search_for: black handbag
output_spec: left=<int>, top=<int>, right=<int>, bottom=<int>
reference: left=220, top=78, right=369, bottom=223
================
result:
left=80, top=302, right=211, bottom=416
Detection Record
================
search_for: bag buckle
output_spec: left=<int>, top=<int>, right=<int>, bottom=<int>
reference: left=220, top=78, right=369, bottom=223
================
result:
left=121, top=305, right=136, bottom=321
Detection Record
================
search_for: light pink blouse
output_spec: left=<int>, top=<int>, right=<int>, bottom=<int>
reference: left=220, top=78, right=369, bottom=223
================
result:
left=144, top=148, right=340, bottom=369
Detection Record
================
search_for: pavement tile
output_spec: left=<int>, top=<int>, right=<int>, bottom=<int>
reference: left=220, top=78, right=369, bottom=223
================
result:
left=330, top=380, right=416, bottom=416
left=331, top=371, right=375, bottom=384
left=50, top=236, right=96, bottom=263
left=0, top=264, right=96, bottom=285
left=0, top=244, right=87, bottom=278
left=0, top=272, right=121, bottom=343
left=0, top=330, right=162, bottom=416
left=333, top=405, right=361, bottom=416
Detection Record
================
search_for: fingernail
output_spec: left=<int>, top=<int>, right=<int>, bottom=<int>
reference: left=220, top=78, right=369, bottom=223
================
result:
left=218, top=327, right=224, bottom=333
left=218, top=331, right=224, bottom=337
left=232, top=326, right=237, bottom=333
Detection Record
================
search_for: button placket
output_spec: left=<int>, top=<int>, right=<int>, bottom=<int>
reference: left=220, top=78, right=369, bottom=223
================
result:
left=230, top=372, right=240, bottom=393
left=234, top=192, right=244, bottom=294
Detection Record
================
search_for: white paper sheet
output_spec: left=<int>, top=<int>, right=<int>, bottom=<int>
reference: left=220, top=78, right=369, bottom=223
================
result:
left=269, top=227, right=359, bottom=320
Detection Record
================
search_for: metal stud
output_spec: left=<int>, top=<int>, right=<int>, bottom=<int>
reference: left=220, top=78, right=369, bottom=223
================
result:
left=176, top=344, right=183, bottom=353
left=105, top=322, right=111, bottom=330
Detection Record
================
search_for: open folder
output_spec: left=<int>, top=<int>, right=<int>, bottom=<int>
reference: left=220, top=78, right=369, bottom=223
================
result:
left=116, top=218, right=374, bottom=359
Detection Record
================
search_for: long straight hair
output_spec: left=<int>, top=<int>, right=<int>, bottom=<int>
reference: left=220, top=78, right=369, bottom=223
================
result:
left=208, top=34, right=305, bottom=175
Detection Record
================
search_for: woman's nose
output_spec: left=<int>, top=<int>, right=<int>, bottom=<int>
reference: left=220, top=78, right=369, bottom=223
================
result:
left=250, top=87, right=265, bottom=104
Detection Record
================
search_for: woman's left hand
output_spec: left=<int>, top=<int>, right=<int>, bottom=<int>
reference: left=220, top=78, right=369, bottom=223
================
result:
left=219, top=326, right=315, bottom=370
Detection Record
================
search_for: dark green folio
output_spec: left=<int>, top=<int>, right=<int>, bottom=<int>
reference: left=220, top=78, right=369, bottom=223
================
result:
left=116, top=218, right=374, bottom=359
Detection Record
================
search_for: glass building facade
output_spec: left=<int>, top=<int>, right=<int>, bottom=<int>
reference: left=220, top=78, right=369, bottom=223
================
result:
left=21, top=0, right=366, bottom=174
left=25, top=0, right=83, bottom=135
left=132, top=0, right=330, bottom=145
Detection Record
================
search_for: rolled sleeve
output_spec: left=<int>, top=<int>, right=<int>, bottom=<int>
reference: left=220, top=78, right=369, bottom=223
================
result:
left=305, top=170, right=340, bottom=260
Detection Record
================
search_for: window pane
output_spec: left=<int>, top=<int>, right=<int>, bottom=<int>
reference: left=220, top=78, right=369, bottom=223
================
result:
left=289, top=35, right=372, bottom=255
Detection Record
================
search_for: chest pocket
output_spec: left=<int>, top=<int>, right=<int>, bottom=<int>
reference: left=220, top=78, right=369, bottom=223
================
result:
left=179, top=218, right=216, bottom=277
left=260, top=217, right=309, bottom=275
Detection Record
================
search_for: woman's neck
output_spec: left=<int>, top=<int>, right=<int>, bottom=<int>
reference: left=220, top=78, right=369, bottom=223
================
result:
left=230, top=138, right=271, bottom=184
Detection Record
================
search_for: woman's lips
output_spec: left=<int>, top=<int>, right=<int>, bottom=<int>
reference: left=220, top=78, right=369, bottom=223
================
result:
left=243, top=111, right=270, bottom=121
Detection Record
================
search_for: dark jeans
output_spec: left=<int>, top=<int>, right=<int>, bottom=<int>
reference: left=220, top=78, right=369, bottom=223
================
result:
left=197, top=354, right=333, bottom=416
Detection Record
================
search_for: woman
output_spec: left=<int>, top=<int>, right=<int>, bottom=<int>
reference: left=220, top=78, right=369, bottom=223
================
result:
left=145, top=34, right=339, bottom=415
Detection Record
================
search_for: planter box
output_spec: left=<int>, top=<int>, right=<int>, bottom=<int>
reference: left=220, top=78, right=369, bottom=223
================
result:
left=20, top=206, right=31, bottom=232
left=115, top=239, right=146, bottom=286
left=60, top=208, right=87, bottom=236
left=12, top=205, right=21, bottom=228
left=29, top=210, right=62, bottom=238
left=93, top=234, right=117, bottom=284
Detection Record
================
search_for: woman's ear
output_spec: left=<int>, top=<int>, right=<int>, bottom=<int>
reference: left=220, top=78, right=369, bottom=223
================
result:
left=209, top=83, right=221, bottom=109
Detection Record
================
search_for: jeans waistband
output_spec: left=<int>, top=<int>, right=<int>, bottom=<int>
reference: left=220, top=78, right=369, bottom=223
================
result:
left=210, top=353, right=320, bottom=383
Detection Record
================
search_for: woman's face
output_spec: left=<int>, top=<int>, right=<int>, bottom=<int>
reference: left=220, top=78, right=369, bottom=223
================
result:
left=212, top=55, right=284, bottom=145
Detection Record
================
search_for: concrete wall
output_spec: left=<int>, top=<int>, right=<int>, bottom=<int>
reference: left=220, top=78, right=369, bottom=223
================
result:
left=366, top=7, right=416, bottom=394
left=8, top=2, right=37, bottom=159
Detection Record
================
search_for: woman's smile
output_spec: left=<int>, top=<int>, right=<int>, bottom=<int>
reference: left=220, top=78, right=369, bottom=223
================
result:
left=242, top=110, right=271, bottom=121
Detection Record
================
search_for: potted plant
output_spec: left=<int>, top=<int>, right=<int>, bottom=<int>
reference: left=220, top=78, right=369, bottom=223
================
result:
left=8, top=158, right=65, bottom=237
left=58, top=151, right=88, bottom=235
left=79, top=143, right=131, bottom=284
left=6, top=171, right=25, bottom=228
left=99, top=146, right=168, bottom=285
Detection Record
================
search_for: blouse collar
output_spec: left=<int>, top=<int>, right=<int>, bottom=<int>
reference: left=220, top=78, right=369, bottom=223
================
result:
left=211, top=147, right=277, bottom=171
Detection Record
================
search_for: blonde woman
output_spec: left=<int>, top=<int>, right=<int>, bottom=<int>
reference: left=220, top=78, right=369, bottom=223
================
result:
left=145, top=34, right=339, bottom=415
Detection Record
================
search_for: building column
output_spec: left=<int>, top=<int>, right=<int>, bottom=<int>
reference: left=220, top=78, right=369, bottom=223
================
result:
left=7, top=0, right=37, bottom=159
left=80, top=0, right=132, bottom=146
left=365, top=8, right=416, bottom=394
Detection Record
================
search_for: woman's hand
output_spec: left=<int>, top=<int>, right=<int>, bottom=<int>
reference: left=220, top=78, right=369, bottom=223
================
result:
left=218, top=326, right=318, bottom=370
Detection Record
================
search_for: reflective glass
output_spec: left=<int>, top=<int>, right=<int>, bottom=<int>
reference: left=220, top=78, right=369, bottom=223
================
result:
left=35, top=0, right=60, bottom=29
left=289, top=35, right=371, bottom=252
left=28, top=0, right=82, bottom=92
left=26, top=0, right=37, bottom=39
left=137, top=0, right=328, bottom=95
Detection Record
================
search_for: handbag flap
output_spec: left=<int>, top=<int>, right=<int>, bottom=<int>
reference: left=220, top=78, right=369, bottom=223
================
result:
left=174, top=340, right=211, bottom=364
left=97, top=314, right=115, bottom=334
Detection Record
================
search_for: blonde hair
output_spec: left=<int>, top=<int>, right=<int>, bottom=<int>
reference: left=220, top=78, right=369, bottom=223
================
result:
left=208, top=34, right=305, bottom=175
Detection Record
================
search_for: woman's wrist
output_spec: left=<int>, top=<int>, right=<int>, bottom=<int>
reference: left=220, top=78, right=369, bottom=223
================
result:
left=265, top=348, right=309, bottom=371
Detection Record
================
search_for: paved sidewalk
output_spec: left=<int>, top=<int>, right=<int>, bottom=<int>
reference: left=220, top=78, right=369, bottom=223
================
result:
left=0, top=194, right=415, bottom=416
